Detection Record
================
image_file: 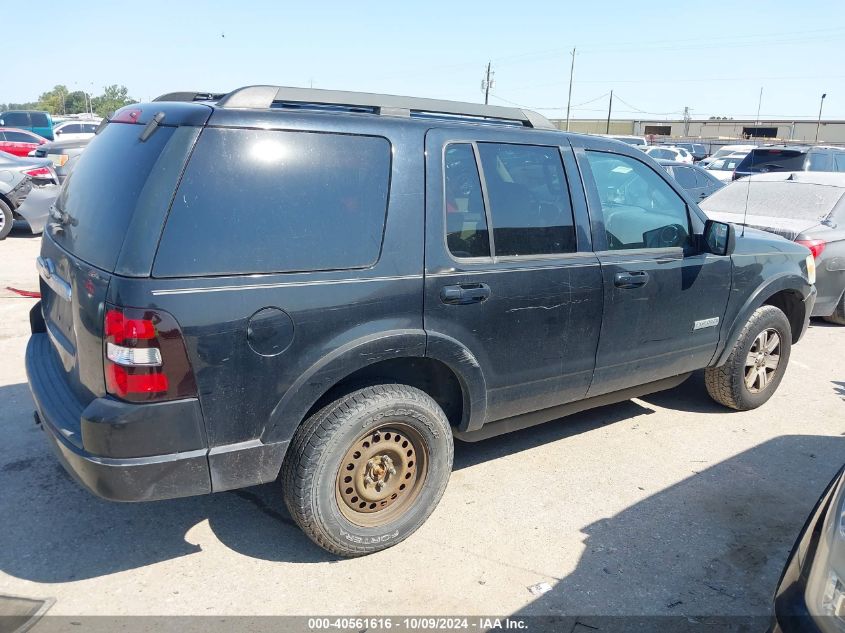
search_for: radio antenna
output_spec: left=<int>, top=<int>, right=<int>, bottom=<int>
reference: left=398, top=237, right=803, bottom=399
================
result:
left=741, top=86, right=764, bottom=237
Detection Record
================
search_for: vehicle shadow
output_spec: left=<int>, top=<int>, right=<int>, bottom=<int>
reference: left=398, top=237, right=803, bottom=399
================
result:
left=510, top=434, right=845, bottom=629
left=637, top=370, right=726, bottom=414
left=2, top=376, right=840, bottom=591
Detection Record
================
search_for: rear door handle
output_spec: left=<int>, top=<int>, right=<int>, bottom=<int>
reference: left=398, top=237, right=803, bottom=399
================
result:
left=614, top=270, right=650, bottom=289
left=440, top=283, right=491, bottom=305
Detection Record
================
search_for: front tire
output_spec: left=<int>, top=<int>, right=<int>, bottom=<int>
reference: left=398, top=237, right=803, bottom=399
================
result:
left=705, top=305, right=792, bottom=411
left=0, top=200, right=13, bottom=240
left=281, top=384, right=453, bottom=557
left=823, top=291, right=845, bottom=325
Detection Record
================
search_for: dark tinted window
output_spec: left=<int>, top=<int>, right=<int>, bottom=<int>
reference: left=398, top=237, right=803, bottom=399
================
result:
left=444, top=144, right=490, bottom=258
left=671, top=166, right=697, bottom=189
left=51, top=122, right=179, bottom=271
left=156, top=128, right=391, bottom=276
left=740, top=149, right=806, bottom=173
left=477, top=143, right=576, bottom=256
left=807, top=151, right=834, bottom=171
left=2, top=112, right=29, bottom=127
left=60, top=124, right=81, bottom=134
left=4, top=131, right=37, bottom=143
left=30, top=113, right=49, bottom=127
left=586, top=151, right=690, bottom=250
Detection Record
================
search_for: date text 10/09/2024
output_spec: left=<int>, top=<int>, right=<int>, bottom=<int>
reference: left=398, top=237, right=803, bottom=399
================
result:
left=307, top=617, right=528, bottom=630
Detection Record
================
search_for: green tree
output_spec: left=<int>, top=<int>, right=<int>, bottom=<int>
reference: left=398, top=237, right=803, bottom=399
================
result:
left=35, top=85, right=70, bottom=115
left=64, top=91, right=90, bottom=114
left=91, top=85, right=135, bottom=118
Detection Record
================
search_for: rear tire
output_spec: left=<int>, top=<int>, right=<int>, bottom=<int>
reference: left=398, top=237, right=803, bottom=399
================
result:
left=823, top=291, right=845, bottom=325
left=281, top=384, right=453, bottom=557
left=705, top=305, right=792, bottom=411
left=0, top=200, right=13, bottom=240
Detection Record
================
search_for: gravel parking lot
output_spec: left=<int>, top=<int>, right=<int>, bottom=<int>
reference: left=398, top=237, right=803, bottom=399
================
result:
left=1, top=230, right=843, bottom=625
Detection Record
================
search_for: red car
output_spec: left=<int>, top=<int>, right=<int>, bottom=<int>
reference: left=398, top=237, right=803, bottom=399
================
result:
left=0, top=127, right=46, bottom=157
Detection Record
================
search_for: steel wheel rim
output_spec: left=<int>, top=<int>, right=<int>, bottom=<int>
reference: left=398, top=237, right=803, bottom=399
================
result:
left=335, top=423, right=429, bottom=528
left=744, top=328, right=781, bottom=394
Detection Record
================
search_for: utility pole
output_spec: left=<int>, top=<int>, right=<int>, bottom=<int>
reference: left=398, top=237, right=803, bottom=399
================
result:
left=481, top=61, right=494, bottom=105
left=683, top=106, right=691, bottom=137
left=815, top=93, right=827, bottom=143
left=565, top=47, right=576, bottom=131
left=605, top=90, right=613, bottom=134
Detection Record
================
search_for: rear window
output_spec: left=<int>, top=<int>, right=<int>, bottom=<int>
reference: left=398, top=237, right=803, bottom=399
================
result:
left=740, top=149, right=806, bottom=173
left=51, top=122, right=179, bottom=271
left=154, top=128, right=391, bottom=277
left=2, top=112, right=29, bottom=127
left=31, top=113, right=49, bottom=127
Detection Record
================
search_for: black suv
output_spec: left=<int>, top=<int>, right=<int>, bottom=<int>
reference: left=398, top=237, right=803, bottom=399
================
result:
left=734, top=144, right=845, bottom=180
left=26, top=86, right=816, bottom=556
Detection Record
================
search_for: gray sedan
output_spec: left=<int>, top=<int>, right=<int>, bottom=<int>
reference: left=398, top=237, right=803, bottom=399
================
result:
left=701, top=172, right=845, bottom=323
left=657, top=159, right=724, bottom=201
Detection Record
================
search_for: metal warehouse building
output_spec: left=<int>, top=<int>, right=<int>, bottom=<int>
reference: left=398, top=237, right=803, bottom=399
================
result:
left=551, top=118, right=845, bottom=143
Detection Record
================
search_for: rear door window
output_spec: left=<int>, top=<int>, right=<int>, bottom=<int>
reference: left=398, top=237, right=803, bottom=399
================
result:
left=670, top=166, right=697, bottom=189
left=476, top=142, right=577, bottom=256
left=31, top=113, right=49, bottom=127
left=5, top=131, right=37, bottom=143
left=155, top=128, right=392, bottom=276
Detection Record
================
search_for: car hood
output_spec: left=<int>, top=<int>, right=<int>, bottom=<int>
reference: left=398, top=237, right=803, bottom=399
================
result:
left=704, top=210, right=822, bottom=241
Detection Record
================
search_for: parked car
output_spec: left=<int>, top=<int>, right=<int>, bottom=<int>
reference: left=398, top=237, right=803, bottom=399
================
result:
left=657, top=159, right=724, bottom=200
left=52, top=120, right=100, bottom=141
left=771, top=464, right=845, bottom=632
left=643, top=145, right=693, bottom=164
left=704, top=153, right=749, bottom=182
left=701, top=172, right=845, bottom=324
left=0, top=150, right=59, bottom=186
left=733, top=145, right=845, bottom=180
left=0, top=168, right=32, bottom=240
left=699, top=144, right=756, bottom=167
left=0, top=151, right=59, bottom=236
left=0, top=110, right=54, bottom=140
left=29, top=136, right=91, bottom=182
left=666, top=142, right=708, bottom=162
left=26, top=87, right=816, bottom=557
left=0, top=128, right=47, bottom=157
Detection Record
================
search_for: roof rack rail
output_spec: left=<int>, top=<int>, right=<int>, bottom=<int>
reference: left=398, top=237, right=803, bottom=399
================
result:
left=153, top=91, right=227, bottom=103
left=213, top=85, right=556, bottom=130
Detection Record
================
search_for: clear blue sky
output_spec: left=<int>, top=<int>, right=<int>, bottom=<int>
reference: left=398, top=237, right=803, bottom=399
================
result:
left=5, top=0, right=845, bottom=120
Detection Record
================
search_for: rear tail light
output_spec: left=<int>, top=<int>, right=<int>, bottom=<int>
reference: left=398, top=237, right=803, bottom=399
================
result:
left=797, top=239, right=826, bottom=259
left=23, top=167, right=51, bottom=178
left=103, top=304, right=197, bottom=402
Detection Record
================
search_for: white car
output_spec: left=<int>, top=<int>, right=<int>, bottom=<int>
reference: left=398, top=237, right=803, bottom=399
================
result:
left=52, top=120, right=101, bottom=141
left=699, top=144, right=756, bottom=167
left=704, top=153, right=749, bottom=182
left=643, top=145, right=693, bottom=164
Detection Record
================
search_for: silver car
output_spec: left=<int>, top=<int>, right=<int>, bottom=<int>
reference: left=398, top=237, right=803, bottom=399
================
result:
left=701, top=172, right=845, bottom=324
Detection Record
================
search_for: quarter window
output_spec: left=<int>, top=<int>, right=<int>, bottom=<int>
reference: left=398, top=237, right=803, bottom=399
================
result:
left=476, top=143, right=576, bottom=256
left=586, top=151, right=691, bottom=251
left=444, top=144, right=490, bottom=258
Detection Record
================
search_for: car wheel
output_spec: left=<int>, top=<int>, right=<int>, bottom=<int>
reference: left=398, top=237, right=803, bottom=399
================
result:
left=822, top=291, right=845, bottom=326
left=704, top=305, right=792, bottom=411
left=281, top=384, right=453, bottom=557
left=0, top=200, right=13, bottom=240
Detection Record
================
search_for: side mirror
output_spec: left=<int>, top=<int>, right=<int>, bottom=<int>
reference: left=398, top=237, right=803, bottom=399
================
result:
left=703, top=219, right=735, bottom=256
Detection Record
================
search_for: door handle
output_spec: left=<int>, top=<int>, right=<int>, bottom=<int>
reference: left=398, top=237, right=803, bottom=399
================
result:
left=440, top=283, right=491, bottom=305
left=614, top=270, right=650, bottom=289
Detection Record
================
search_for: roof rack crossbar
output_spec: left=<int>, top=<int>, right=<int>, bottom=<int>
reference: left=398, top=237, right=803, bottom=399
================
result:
left=214, top=85, right=555, bottom=130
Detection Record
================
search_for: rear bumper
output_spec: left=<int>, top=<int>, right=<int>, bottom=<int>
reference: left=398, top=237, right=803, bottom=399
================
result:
left=25, top=330, right=288, bottom=501
left=26, top=332, right=212, bottom=502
